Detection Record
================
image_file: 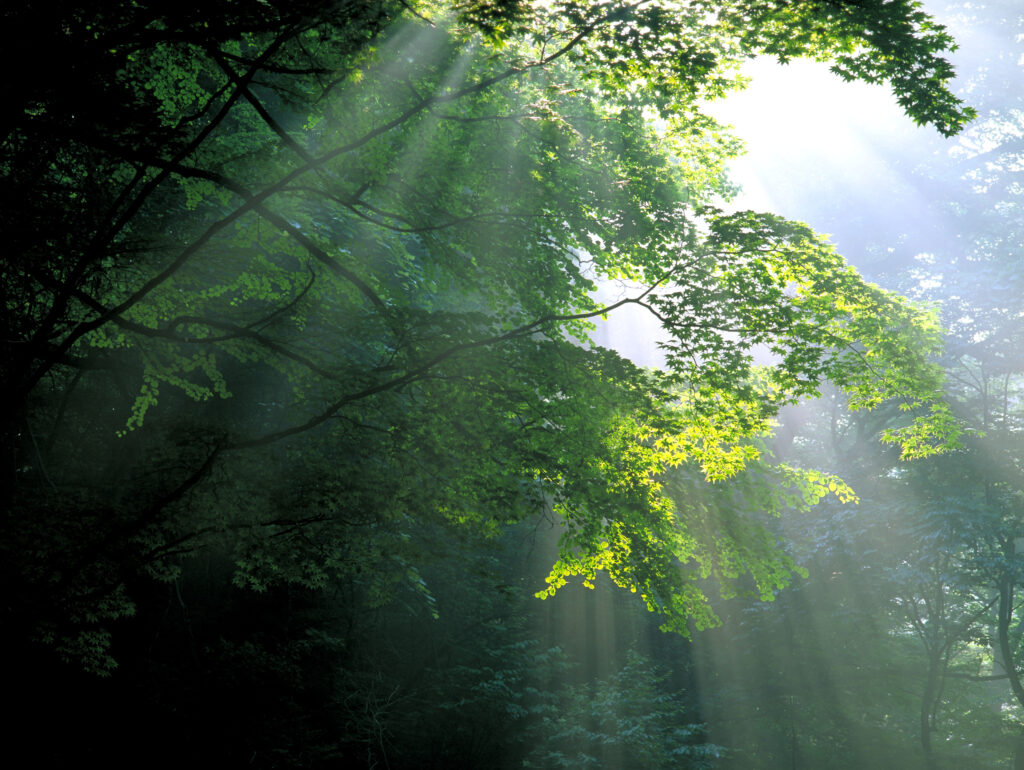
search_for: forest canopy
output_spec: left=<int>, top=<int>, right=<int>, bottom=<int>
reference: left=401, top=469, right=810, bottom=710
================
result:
left=1, top=0, right=972, bottom=681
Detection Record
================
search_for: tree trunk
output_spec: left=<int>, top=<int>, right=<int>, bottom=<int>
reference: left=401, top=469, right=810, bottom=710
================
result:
left=998, top=576, right=1024, bottom=770
left=920, top=651, right=941, bottom=770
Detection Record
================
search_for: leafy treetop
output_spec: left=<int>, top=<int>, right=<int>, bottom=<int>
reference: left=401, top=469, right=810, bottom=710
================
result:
left=0, top=0, right=970, bottom=669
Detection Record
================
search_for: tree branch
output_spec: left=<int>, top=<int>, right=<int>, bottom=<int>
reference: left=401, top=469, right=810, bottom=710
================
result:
left=229, top=281, right=672, bottom=450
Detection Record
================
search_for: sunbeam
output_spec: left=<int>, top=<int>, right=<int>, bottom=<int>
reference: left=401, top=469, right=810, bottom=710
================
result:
left=7, top=1, right=1024, bottom=768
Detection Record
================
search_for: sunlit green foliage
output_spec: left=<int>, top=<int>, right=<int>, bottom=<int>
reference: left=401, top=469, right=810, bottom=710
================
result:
left=1, top=0, right=971, bottom=683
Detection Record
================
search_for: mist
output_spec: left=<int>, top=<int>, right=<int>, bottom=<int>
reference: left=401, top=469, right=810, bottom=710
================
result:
left=3, top=1, right=1023, bottom=768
